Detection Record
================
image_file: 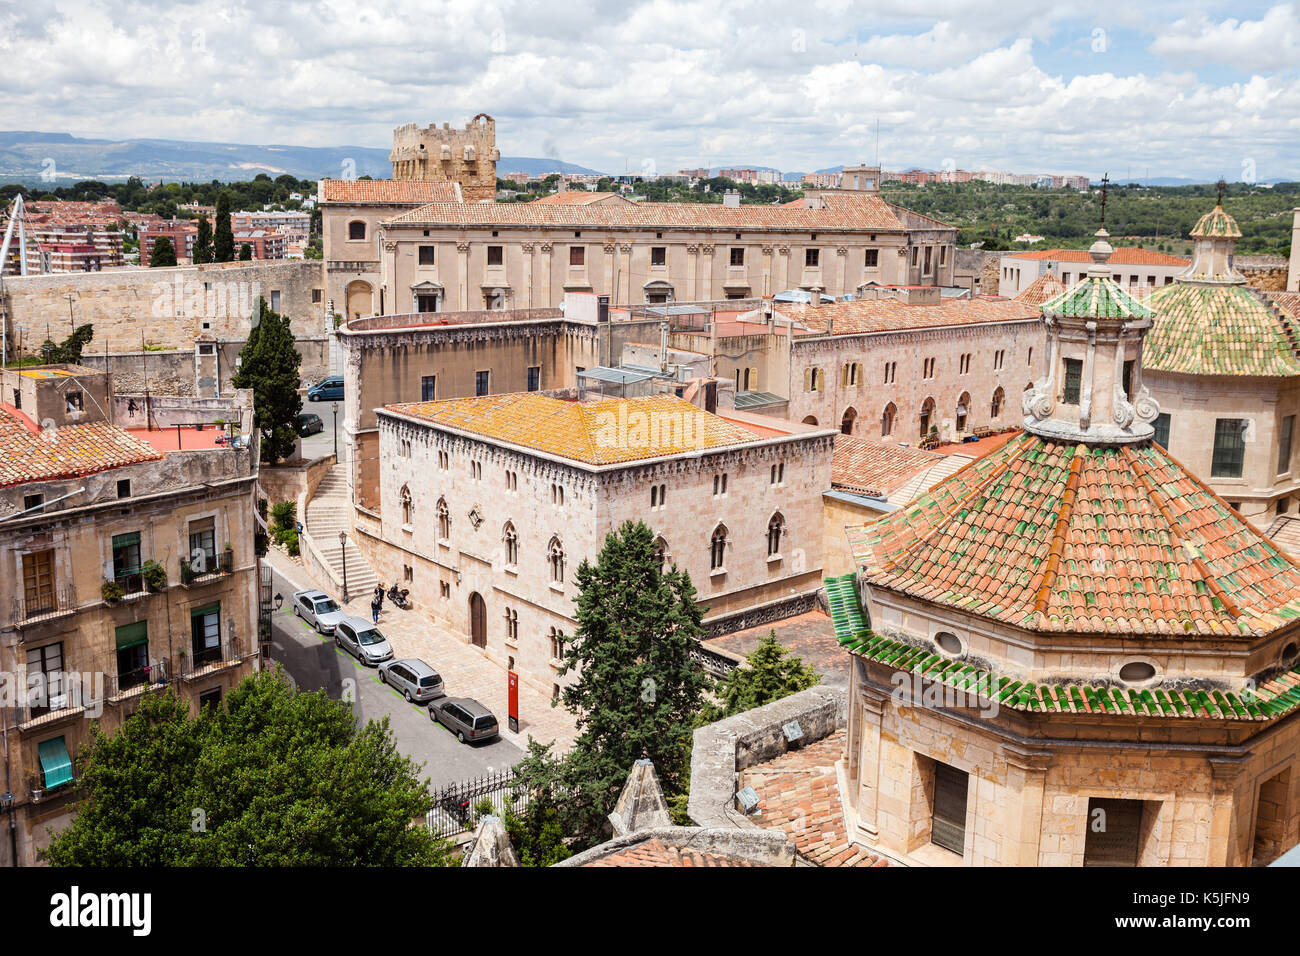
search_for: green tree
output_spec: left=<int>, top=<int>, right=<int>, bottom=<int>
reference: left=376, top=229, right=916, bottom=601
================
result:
left=232, top=297, right=302, bottom=463
left=192, top=216, right=213, bottom=264
left=213, top=191, right=235, bottom=262
left=40, top=324, right=96, bottom=365
left=239, top=242, right=252, bottom=261
left=501, top=739, right=573, bottom=866
left=43, top=671, right=453, bottom=866
left=557, top=520, right=710, bottom=843
left=700, top=631, right=821, bottom=723
left=148, top=235, right=176, bottom=267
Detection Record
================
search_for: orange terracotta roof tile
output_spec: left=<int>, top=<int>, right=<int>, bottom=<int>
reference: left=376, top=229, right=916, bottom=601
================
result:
left=832, top=435, right=946, bottom=498
left=1014, top=271, right=1067, bottom=307
left=528, top=192, right=634, bottom=206
left=784, top=295, right=1038, bottom=336
left=846, top=432, right=1300, bottom=636
left=0, top=407, right=163, bottom=488
left=383, top=393, right=767, bottom=465
left=319, top=179, right=462, bottom=204
left=583, top=838, right=762, bottom=867
left=1007, top=247, right=1189, bottom=266
left=386, top=195, right=912, bottom=231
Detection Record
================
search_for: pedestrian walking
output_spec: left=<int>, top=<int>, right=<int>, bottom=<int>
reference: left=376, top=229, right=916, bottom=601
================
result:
left=374, top=583, right=384, bottom=608
left=370, top=594, right=381, bottom=624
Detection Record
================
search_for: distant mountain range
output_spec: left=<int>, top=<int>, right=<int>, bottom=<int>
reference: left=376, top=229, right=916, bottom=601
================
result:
left=0, top=131, right=605, bottom=185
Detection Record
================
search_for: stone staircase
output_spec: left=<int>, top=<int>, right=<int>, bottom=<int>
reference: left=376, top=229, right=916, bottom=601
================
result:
left=305, top=464, right=379, bottom=599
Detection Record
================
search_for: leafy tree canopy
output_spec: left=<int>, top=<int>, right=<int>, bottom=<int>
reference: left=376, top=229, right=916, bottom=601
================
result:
left=232, top=297, right=302, bottom=463
left=700, top=631, right=821, bottom=724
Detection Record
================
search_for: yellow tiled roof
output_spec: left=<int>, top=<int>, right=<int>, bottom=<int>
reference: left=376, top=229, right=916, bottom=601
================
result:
left=384, top=393, right=765, bottom=465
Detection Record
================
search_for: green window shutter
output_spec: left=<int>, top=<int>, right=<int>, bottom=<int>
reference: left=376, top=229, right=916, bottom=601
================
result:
left=190, top=602, right=220, bottom=619
left=38, top=736, right=74, bottom=789
left=112, top=532, right=140, bottom=550
left=114, top=620, right=148, bottom=649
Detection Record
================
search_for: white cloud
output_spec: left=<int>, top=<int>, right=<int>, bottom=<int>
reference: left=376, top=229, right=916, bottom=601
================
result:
left=1149, top=4, right=1300, bottom=72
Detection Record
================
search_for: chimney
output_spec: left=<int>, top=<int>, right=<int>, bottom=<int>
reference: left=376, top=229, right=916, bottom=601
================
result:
left=810, top=288, right=822, bottom=307
left=659, top=319, right=669, bottom=373
left=723, top=189, right=740, bottom=208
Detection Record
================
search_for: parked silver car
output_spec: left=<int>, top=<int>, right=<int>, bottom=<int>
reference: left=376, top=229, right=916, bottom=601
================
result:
left=335, top=617, right=394, bottom=666
left=379, top=658, right=445, bottom=703
left=292, top=589, right=346, bottom=635
left=430, top=697, right=500, bottom=744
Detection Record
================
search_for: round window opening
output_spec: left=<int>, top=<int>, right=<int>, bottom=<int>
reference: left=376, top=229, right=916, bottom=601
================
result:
left=1118, top=661, right=1157, bottom=684
left=935, top=631, right=963, bottom=656
left=1284, top=642, right=1299, bottom=662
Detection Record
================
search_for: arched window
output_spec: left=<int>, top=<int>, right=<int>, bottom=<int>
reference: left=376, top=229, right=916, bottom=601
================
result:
left=502, top=522, right=518, bottom=567
left=348, top=220, right=366, bottom=241
left=956, top=391, right=971, bottom=432
left=881, top=402, right=897, bottom=438
left=437, top=498, right=450, bottom=540
left=841, top=407, right=857, bottom=436
left=767, top=512, right=784, bottom=557
left=400, top=484, right=413, bottom=525
left=710, top=524, right=728, bottom=571
left=919, top=397, right=936, bottom=438
left=802, top=416, right=818, bottom=426
left=504, top=607, right=519, bottom=644
left=548, top=536, right=565, bottom=584
left=990, top=386, right=1005, bottom=420
left=654, top=536, right=670, bottom=571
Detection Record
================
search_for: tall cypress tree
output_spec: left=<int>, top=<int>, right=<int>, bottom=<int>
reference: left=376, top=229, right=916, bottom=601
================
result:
left=232, top=297, right=302, bottom=463
left=192, top=216, right=213, bottom=264
left=557, top=520, right=710, bottom=842
left=148, top=235, right=177, bottom=267
left=213, top=192, right=235, bottom=262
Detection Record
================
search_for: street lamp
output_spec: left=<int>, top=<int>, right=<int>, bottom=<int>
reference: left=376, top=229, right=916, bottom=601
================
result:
left=331, top=402, right=339, bottom=459
left=338, top=531, right=349, bottom=602
left=274, top=592, right=283, bottom=612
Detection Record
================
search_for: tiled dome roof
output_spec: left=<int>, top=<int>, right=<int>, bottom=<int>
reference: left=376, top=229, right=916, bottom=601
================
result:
left=1190, top=204, right=1242, bottom=239
left=1145, top=281, right=1300, bottom=377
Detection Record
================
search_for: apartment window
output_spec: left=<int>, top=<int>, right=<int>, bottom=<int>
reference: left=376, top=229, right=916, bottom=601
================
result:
left=1280, top=415, right=1295, bottom=474
left=23, top=493, right=44, bottom=514
left=710, top=525, right=728, bottom=571
left=418, top=245, right=435, bottom=266
left=65, top=390, right=83, bottom=412
left=487, top=245, right=503, bottom=266
left=348, top=220, right=366, bottom=240
left=804, top=248, right=819, bottom=268
left=770, top=463, right=784, bottom=485
left=922, top=357, right=935, bottom=379
left=270, top=291, right=281, bottom=312
left=527, top=366, right=541, bottom=392
left=569, top=246, right=585, bottom=267
left=865, top=249, right=879, bottom=268
left=931, top=761, right=969, bottom=856
left=958, top=353, right=971, bottom=374
left=1062, top=359, right=1083, bottom=405
left=881, top=402, right=897, bottom=437
left=475, top=370, right=490, bottom=396
left=312, top=288, right=323, bottom=303
left=1153, top=412, right=1171, bottom=448
left=199, top=688, right=222, bottom=712
left=115, top=620, right=150, bottom=691
left=651, top=246, right=667, bottom=266
left=940, top=246, right=947, bottom=266
left=505, top=608, right=519, bottom=645
left=117, top=479, right=131, bottom=499
left=1212, top=419, right=1248, bottom=478
left=730, top=247, right=744, bottom=267
left=112, top=531, right=143, bottom=593
left=767, top=513, right=784, bottom=557
left=923, top=246, right=932, bottom=274
left=421, top=375, right=436, bottom=401
left=993, top=350, right=1005, bottom=370
left=713, top=473, right=728, bottom=497
left=191, top=603, right=221, bottom=666
left=883, top=361, right=896, bottom=384
left=911, top=248, right=919, bottom=267
left=503, top=523, right=518, bottom=567
left=26, top=642, right=64, bottom=716
left=548, top=537, right=565, bottom=584
left=188, top=516, right=216, bottom=573
left=22, top=550, right=55, bottom=616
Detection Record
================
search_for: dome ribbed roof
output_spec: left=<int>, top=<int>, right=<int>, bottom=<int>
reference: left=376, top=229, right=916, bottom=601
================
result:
left=1190, top=204, right=1242, bottom=239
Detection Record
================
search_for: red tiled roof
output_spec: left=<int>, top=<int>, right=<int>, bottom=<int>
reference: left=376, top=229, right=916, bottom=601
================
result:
left=846, top=432, right=1300, bottom=636
left=583, top=838, right=762, bottom=867
left=1014, top=270, right=1067, bottom=307
left=832, top=434, right=946, bottom=497
left=1007, top=247, right=1189, bottom=266
left=528, top=192, right=634, bottom=206
left=785, top=295, right=1038, bottom=337
left=319, top=179, right=462, bottom=204
left=1269, top=291, right=1300, bottom=319
left=386, top=195, right=911, bottom=231
left=0, top=407, right=163, bottom=488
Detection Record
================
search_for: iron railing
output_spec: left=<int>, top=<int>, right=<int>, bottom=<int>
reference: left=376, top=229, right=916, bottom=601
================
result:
left=11, top=585, right=77, bottom=627
left=426, top=768, right=570, bottom=841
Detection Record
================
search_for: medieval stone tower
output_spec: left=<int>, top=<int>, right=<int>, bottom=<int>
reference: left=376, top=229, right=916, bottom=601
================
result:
left=389, top=113, right=501, bottom=202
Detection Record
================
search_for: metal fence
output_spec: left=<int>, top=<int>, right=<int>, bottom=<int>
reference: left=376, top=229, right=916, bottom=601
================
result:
left=426, top=767, right=571, bottom=841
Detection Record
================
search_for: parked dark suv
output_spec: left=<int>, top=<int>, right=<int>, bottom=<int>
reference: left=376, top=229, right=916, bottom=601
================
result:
left=430, top=697, right=499, bottom=744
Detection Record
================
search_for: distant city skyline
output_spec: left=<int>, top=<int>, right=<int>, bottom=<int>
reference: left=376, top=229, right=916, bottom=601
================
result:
left=2, top=1, right=1297, bottom=183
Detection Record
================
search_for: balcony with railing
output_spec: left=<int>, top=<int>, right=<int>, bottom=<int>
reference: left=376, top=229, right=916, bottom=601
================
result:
left=106, top=661, right=172, bottom=704
left=11, top=585, right=78, bottom=629
left=180, top=634, right=247, bottom=682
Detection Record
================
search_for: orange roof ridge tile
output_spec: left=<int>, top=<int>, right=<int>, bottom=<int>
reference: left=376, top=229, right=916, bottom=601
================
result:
left=1032, top=445, right=1085, bottom=617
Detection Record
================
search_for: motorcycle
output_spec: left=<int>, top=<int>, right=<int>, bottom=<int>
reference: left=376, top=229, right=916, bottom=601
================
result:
left=439, top=793, right=471, bottom=824
left=387, top=585, right=411, bottom=609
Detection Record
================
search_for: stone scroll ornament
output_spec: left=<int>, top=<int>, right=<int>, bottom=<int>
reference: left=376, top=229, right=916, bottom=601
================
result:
left=1022, top=320, right=1059, bottom=422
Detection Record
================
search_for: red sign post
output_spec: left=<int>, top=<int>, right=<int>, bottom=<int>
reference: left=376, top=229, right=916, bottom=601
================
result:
left=507, top=670, right=519, bottom=734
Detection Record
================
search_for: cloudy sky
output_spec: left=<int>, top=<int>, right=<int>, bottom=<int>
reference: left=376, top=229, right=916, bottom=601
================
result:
left=3, top=0, right=1298, bottom=180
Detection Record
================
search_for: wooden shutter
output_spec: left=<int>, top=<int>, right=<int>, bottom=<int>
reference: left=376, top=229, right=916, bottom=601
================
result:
left=22, top=550, right=54, bottom=613
left=1083, top=798, right=1143, bottom=866
left=931, top=762, right=969, bottom=855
